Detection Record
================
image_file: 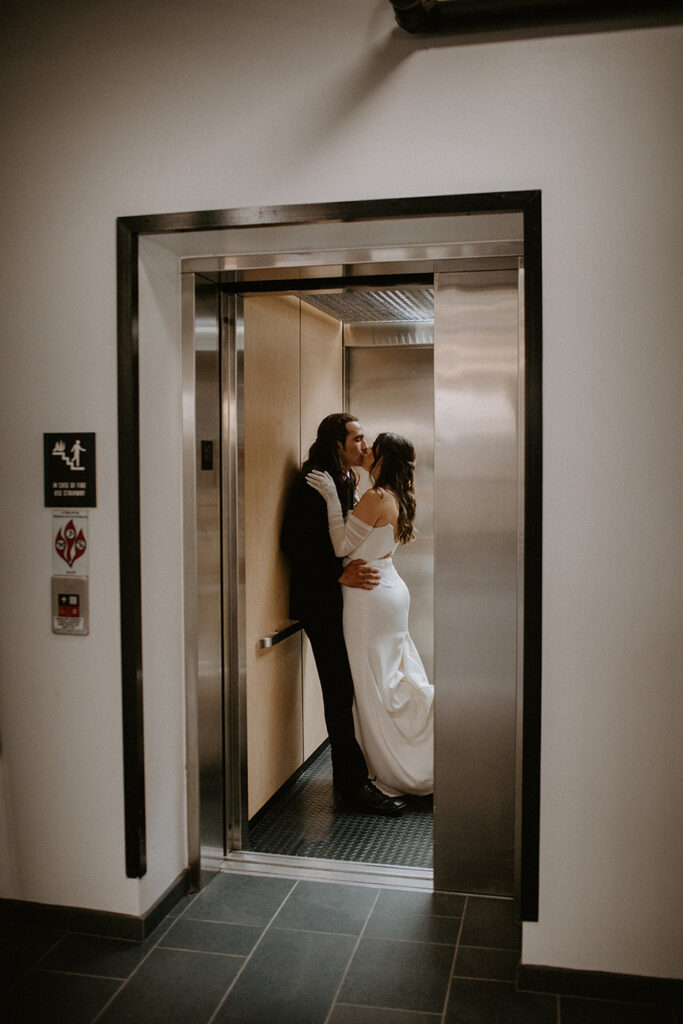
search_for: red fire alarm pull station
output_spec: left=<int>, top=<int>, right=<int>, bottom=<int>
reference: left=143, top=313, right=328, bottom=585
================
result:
left=51, top=575, right=89, bottom=635
left=58, top=594, right=80, bottom=617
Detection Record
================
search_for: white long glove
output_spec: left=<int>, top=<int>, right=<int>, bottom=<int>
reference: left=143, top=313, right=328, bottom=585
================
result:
left=306, top=470, right=373, bottom=556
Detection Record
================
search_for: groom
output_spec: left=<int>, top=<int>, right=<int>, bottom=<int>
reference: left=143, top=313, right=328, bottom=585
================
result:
left=281, top=413, right=406, bottom=816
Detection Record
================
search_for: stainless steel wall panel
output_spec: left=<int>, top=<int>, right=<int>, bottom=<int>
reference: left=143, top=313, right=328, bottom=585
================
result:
left=346, top=343, right=434, bottom=681
left=221, top=293, right=248, bottom=851
left=514, top=261, right=526, bottom=908
left=183, top=279, right=224, bottom=870
left=195, top=338, right=223, bottom=852
left=181, top=274, right=200, bottom=881
left=433, top=270, right=520, bottom=896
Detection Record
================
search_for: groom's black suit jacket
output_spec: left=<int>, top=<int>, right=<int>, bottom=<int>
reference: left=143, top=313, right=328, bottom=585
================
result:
left=280, top=470, right=353, bottom=621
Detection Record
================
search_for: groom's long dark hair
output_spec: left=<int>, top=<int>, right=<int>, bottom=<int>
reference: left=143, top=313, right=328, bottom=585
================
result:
left=300, top=412, right=358, bottom=515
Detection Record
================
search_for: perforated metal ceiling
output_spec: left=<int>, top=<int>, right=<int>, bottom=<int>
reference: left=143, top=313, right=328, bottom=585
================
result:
left=298, top=286, right=434, bottom=324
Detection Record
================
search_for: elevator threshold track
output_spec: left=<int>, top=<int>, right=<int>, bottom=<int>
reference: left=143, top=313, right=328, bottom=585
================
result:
left=206, top=850, right=433, bottom=892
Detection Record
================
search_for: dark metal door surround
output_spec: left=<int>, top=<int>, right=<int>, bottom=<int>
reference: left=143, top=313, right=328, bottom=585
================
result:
left=116, top=193, right=542, bottom=920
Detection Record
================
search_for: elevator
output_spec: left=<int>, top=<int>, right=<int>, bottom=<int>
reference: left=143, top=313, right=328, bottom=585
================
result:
left=182, top=235, right=526, bottom=899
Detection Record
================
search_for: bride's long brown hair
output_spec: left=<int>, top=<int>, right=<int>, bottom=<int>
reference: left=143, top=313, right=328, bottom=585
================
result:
left=370, top=432, right=416, bottom=544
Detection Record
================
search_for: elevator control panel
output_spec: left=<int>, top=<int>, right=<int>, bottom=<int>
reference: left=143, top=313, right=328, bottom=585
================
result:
left=200, top=439, right=214, bottom=471
left=52, top=574, right=89, bottom=635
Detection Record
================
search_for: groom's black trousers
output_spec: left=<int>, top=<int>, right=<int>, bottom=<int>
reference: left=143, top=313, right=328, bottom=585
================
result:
left=281, top=471, right=367, bottom=796
left=299, top=598, right=368, bottom=796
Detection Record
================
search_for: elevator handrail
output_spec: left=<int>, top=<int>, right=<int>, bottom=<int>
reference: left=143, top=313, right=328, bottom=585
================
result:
left=257, top=620, right=302, bottom=649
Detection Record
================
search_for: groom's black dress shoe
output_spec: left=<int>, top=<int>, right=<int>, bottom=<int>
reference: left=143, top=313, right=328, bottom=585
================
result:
left=339, top=781, right=407, bottom=816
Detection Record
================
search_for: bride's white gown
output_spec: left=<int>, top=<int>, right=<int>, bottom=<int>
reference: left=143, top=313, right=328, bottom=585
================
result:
left=342, top=523, right=434, bottom=797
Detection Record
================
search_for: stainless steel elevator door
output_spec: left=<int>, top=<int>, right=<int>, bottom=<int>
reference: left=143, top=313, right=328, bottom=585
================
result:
left=194, top=284, right=224, bottom=855
left=433, top=270, right=521, bottom=896
left=345, top=343, right=434, bottom=681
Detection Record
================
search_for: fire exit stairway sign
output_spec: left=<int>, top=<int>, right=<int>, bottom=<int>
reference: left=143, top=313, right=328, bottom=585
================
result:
left=44, top=433, right=97, bottom=508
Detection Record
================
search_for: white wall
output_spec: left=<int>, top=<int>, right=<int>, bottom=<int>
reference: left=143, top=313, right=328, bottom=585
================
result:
left=1, top=0, right=681, bottom=977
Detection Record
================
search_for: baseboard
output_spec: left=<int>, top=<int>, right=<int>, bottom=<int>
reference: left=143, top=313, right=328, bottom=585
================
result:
left=0, top=868, right=191, bottom=942
left=517, top=963, right=683, bottom=1009
left=141, top=869, right=193, bottom=937
left=248, top=739, right=330, bottom=828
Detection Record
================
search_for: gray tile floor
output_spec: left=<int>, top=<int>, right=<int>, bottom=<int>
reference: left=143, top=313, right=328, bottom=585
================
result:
left=3, top=871, right=679, bottom=1023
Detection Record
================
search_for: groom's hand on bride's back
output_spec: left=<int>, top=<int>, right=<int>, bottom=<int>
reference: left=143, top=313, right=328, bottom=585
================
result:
left=339, top=559, right=380, bottom=590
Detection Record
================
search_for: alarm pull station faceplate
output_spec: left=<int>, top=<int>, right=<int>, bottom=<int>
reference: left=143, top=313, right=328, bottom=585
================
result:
left=52, top=574, right=89, bottom=635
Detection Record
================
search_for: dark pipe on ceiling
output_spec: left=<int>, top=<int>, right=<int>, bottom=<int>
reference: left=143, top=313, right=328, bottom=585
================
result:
left=387, top=0, right=683, bottom=36
left=387, top=0, right=437, bottom=33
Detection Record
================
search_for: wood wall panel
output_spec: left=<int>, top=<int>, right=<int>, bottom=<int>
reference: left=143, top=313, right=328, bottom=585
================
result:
left=299, top=303, right=343, bottom=759
left=244, top=295, right=302, bottom=817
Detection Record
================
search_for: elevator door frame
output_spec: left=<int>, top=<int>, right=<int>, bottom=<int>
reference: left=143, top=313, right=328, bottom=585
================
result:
left=117, top=193, right=542, bottom=920
left=205, top=261, right=522, bottom=896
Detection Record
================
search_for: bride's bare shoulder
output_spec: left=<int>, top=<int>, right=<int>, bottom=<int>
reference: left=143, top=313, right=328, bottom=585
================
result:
left=353, top=486, right=385, bottom=525
left=358, top=487, right=393, bottom=511
left=365, top=487, right=399, bottom=530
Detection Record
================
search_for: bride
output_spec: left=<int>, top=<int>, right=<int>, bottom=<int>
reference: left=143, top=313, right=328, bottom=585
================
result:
left=307, top=432, right=433, bottom=797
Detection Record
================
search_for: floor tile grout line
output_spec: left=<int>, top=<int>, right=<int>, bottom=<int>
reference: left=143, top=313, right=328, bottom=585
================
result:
left=171, top=913, right=264, bottom=928
left=452, top=944, right=520, bottom=954
left=373, top=910, right=465, bottom=922
left=88, top=978, right=127, bottom=1022
left=4, top=928, right=68, bottom=995
left=270, top=922, right=462, bottom=946
left=87, top=909, right=204, bottom=1022
left=439, top=893, right=468, bottom=1023
left=555, top=990, right=679, bottom=1009
left=334, top=1001, right=442, bottom=1018
left=456, top=941, right=521, bottom=951
left=167, top=893, right=199, bottom=922
left=204, top=876, right=300, bottom=1024
left=270, top=923, right=377, bottom=938
left=451, top=975, right=520, bottom=984
left=323, top=887, right=382, bottom=1024
left=151, top=944, right=247, bottom=959
left=24, top=966, right=131, bottom=982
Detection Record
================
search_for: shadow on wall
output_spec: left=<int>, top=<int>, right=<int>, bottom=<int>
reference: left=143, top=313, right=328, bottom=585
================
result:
left=284, top=1, right=639, bottom=166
